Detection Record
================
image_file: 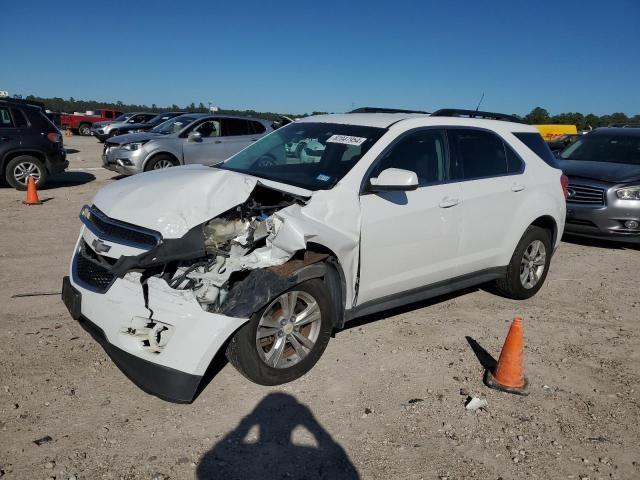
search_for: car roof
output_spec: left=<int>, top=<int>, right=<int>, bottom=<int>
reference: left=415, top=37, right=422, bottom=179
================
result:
left=592, top=127, right=640, bottom=137
left=298, top=113, right=430, bottom=128
left=297, top=112, right=537, bottom=131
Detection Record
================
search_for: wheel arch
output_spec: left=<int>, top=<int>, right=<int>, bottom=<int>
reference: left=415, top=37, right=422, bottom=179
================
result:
left=530, top=215, right=558, bottom=248
left=143, top=151, right=180, bottom=171
left=2, top=150, right=48, bottom=175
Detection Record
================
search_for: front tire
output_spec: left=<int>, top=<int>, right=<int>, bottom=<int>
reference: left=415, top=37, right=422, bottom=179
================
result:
left=144, top=155, right=178, bottom=171
left=226, top=279, right=334, bottom=385
left=5, top=155, right=48, bottom=190
left=495, top=225, right=552, bottom=300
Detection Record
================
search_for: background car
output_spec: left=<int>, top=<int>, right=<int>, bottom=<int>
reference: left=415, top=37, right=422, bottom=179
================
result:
left=115, top=111, right=188, bottom=135
left=102, top=114, right=273, bottom=174
left=558, top=127, right=640, bottom=243
left=90, top=112, right=156, bottom=141
left=0, top=98, right=67, bottom=190
left=547, top=133, right=582, bottom=152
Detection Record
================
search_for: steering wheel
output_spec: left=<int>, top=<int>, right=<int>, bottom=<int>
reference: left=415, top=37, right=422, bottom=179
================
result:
left=252, top=153, right=277, bottom=168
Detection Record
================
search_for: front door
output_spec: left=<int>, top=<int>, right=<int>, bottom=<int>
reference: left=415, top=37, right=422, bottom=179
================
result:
left=182, top=119, right=226, bottom=166
left=358, top=129, right=462, bottom=304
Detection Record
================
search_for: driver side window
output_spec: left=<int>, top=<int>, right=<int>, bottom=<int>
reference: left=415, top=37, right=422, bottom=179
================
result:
left=371, top=129, right=447, bottom=186
left=195, top=120, right=221, bottom=138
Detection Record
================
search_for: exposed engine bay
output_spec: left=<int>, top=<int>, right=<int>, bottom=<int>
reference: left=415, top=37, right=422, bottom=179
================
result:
left=162, top=185, right=305, bottom=312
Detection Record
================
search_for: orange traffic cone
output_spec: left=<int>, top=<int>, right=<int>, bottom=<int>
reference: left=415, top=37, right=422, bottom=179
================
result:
left=23, top=175, right=42, bottom=205
left=484, top=316, right=529, bottom=395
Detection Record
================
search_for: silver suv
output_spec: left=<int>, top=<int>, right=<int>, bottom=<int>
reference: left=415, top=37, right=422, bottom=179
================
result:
left=102, top=114, right=273, bottom=175
left=91, top=112, right=156, bottom=142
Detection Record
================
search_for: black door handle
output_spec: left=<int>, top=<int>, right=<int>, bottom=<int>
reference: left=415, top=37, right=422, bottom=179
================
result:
left=0, top=136, right=11, bottom=142
left=214, top=140, right=222, bottom=144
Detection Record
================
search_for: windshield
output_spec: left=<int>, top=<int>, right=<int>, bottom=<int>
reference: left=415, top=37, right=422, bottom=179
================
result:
left=560, top=134, right=640, bottom=165
left=217, top=122, right=386, bottom=190
left=113, top=113, right=132, bottom=122
left=146, top=113, right=174, bottom=124
left=151, top=115, right=199, bottom=135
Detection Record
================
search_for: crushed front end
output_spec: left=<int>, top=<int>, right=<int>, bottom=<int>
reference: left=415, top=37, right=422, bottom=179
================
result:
left=62, top=184, right=314, bottom=403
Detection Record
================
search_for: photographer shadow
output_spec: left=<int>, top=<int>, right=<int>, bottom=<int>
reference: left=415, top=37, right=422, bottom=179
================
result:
left=197, top=392, right=359, bottom=480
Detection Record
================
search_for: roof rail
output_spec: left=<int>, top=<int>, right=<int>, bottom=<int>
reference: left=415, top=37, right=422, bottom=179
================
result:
left=349, top=107, right=430, bottom=114
left=608, top=123, right=640, bottom=128
left=0, top=97, right=46, bottom=110
left=431, top=108, right=524, bottom=124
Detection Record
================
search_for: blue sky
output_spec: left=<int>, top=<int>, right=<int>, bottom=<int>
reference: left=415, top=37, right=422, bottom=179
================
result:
left=2, top=0, right=639, bottom=115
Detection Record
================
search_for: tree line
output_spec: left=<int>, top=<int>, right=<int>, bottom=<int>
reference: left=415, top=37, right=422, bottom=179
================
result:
left=10, top=95, right=639, bottom=129
left=518, top=107, right=640, bottom=130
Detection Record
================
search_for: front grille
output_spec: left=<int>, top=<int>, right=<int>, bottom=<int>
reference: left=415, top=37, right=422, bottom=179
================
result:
left=74, top=242, right=116, bottom=292
left=567, top=184, right=606, bottom=206
left=83, top=206, right=160, bottom=248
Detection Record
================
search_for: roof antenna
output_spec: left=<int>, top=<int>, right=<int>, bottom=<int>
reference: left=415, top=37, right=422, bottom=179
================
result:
left=475, top=92, right=485, bottom=112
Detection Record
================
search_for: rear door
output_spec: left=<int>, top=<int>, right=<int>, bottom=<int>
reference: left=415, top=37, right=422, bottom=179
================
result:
left=0, top=106, right=21, bottom=159
left=447, top=128, right=526, bottom=274
left=221, top=118, right=256, bottom=159
left=182, top=118, right=225, bottom=166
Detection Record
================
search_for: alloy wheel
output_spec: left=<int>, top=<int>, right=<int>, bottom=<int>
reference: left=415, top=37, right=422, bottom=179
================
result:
left=152, top=159, right=175, bottom=169
left=520, top=240, right=547, bottom=289
left=13, top=161, right=42, bottom=186
left=255, top=290, right=322, bottom=369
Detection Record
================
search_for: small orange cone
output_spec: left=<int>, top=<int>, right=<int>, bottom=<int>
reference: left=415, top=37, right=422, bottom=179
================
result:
left=484, top=316, right=529, bottom=395
left=23, top=175, right=42, bottom=205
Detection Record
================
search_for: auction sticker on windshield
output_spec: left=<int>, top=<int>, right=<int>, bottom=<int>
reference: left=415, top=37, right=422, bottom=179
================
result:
left=326, top=135, right=367, bottom=146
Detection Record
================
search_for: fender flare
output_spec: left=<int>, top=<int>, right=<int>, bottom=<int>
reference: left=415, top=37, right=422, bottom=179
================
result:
left=217, top=252, right=346, bottom=328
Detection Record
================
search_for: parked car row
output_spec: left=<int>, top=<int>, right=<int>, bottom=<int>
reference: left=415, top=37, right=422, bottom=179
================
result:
left=102, top=114, right=275, bottom=174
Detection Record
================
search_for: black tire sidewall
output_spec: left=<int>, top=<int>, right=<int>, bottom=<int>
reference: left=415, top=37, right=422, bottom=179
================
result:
left=5, top=155, right=48, bottom=191
left=227, top=279, right=334, bottom=386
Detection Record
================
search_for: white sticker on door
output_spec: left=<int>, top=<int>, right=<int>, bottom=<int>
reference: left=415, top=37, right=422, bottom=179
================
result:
left=326, top=135, right=367, bottom=146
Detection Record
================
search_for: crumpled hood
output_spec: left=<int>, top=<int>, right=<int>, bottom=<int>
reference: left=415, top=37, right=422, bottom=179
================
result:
left=92, top=166, right=312, bottom=239
left=557, top=159, right=640, bottom=184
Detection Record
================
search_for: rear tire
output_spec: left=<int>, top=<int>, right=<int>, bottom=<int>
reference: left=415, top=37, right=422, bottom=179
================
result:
left=5, top=155, right=48, bottom=190
left=494, top=225, right=552, bottom=300
left=144, top=154, right=178, bottom=171
left=78, top=123, right=91, bottom=136
left=226, top=279, right=334, bottom=385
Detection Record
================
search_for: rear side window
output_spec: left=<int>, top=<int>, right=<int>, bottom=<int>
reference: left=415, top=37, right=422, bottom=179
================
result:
left=250, top=121, right=266, bottom=134
left=0, top=107, right=14, bottom=127
left=448, top=129, right=518, bottom=180
left=222, top=118, right=251, bottom=136
left=104, top=111, right=114, bottom=119
left=12, top=108, right=29, bottom=127
left=513, top=132, right=558, bottom=167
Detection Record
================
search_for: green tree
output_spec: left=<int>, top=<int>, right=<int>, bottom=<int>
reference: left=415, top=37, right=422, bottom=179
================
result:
left=525, top=107, right=550, bottom=124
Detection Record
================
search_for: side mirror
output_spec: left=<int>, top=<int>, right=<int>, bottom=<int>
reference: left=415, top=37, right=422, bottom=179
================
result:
left=369, top=168, right=418, bottom=192
left=127, top=118, right=136, bottom=123
left=188, top=131, right=203, bottom=142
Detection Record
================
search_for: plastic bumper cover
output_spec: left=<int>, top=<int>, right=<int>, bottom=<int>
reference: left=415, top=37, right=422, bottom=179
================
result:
left=62, top=260, right=249, bottom=402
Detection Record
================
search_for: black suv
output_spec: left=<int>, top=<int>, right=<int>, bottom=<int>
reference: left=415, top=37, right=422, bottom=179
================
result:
left=0, top=99, right=67, bottom=190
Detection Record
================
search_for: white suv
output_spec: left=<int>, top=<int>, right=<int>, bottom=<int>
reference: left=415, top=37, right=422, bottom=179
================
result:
left=62, top=108, right=567, bottom=403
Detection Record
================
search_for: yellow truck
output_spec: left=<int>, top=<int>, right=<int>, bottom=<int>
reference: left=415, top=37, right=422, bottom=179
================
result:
left=534, top=124, right=578, bottom=141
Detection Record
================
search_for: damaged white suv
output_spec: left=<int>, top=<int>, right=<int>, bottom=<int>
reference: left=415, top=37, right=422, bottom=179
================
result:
left=62, top=108, right=567, bottom=403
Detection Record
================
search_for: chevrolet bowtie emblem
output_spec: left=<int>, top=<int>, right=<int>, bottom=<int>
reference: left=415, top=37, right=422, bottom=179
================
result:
left=92, top=238, right=112, bottom=254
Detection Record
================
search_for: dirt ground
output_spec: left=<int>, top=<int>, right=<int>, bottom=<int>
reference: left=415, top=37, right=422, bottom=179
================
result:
left=1, top=135, right=639, bottom=480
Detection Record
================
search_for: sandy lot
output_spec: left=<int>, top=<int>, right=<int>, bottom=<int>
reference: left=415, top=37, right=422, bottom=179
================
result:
left=1, top=135, right=639, bottom=480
